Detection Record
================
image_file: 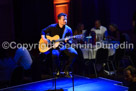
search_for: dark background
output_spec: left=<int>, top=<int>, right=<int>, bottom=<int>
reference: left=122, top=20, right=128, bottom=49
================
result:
left=0, top=0, right=136, bottom=44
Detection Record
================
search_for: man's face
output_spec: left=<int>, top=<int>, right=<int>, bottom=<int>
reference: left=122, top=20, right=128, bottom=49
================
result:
left=95, top=21, right=101, bottom=28
left=124, top=70, right=133, bottom=82
left=80, top=24, right=84, bottom=30
left=58, top=16, right=67, bottom=25
left=109, top=25, right=116, bottom=32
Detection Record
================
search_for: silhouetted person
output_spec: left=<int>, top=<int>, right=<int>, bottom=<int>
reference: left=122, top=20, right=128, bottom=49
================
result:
left=105, top=24, right=120, bottom=41
left=124, top=66, right=136, bottom=91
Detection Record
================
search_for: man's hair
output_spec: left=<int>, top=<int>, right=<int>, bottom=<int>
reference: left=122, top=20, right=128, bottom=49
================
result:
left=109, top=23, right=118, bottom=30
left=58, top=13, right=67, bottom=19
left=124, top=66, right=136, bottom=77
left=95, top=20, right=101, bottom=24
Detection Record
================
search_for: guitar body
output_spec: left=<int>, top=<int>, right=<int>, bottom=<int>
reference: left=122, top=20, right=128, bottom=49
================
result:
left=39, top=34, right=83, bottom=53
left=39, top=35, right=60, bottom=53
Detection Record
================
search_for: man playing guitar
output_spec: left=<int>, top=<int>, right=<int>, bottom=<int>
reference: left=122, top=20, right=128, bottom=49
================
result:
left=40, top=13, right=77, bottom=77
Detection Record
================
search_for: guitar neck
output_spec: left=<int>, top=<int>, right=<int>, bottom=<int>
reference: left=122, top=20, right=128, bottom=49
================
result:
left=55, top=36, right=74, bottom=42
left=55, top=38, right=65, bottom=42
left=54, top=34, right=82, bottom=42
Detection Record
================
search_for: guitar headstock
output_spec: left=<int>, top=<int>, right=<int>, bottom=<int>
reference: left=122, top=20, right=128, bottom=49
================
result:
left=65, top=34, right=84, bottom=40
left=74, top=34, right=83, bottom=39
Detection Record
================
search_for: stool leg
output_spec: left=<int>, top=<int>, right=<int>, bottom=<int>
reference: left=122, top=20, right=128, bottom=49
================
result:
left=72, top=73, right=74, bottom=91
left=93, top=63, right=97, bottom=77
left=110, top=61, right=116, bottom=76
left=107, top=62, right=111, bottom=75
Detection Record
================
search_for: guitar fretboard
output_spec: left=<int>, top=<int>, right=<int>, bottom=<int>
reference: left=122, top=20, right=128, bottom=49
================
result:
left=54, top=34, right=82, bottom=42
left=55, top=38, right=65, bottom=42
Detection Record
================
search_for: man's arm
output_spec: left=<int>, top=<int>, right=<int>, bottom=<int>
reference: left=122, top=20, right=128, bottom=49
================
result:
left=41, top=35, right=48, bottom=44
left=66, top=28, right=73, bottom=43
left=106, top=31, right=120, bottom=41
left=41, top=25, right=52, bottom=44
left=103, top=27, right=108, bottom=39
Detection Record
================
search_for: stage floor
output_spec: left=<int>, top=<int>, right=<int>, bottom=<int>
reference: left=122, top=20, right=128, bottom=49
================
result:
left=1, top=75, right=128, bottom=91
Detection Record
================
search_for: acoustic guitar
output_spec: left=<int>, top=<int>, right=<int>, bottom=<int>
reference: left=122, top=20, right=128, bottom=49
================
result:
left=39, top=34, right=82, bottom=53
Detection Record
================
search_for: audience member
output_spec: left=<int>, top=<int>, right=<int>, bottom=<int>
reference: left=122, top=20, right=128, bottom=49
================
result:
left=14, top=47, right=32, bottom=70
left=0, top=48, right=17, bottom=82
left=124, top=66, right=136, bottom=91
left=73, top=23, right=85, bottom=43
left=0, top=47, right=33, bottom=87
left=91, top=20, right=107, bottom=41
left=74, top=23, right=84, bottom=35
left=105, top=24, right=120, bottom=41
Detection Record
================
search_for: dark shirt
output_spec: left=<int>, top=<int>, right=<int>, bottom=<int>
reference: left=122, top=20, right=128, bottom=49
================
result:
left=108, top=31, right=117, bottom=38
left=41, top=24, right=72, bottom=39
left=107, top=30, right=120, bottom=41
left=129, top=82, right=136, bottom=91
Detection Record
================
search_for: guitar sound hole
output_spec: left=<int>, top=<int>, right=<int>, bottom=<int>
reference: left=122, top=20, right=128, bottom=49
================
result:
left=47, top=44, right=52, bottom=47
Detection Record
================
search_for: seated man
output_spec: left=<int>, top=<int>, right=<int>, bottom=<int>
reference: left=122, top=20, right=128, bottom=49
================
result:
left=40, top=13, right=77, bottom=77
left=105, top=24, right=120, bottom=41
left=73, top=23, right=85, bottom=44
left=90, top=20, right=107, bottom=41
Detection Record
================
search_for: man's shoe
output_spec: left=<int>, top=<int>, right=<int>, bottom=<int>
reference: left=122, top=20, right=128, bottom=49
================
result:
left=65, top=71, right=72, bottom=78
left=53, top=71, right=60, bottom=78
left=56, top=71, right=60, bottom=76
